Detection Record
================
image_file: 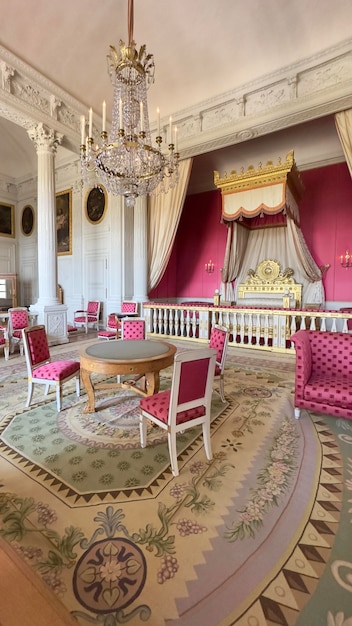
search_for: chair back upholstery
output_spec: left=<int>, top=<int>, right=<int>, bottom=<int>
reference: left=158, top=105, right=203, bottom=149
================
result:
left=87, top=301, right=99, bottom=315
left=292, top=329, right=352, bottom=385
left=22, top=325, right=51, bottom=370
left=169, top=348, right=216, bottom=426
left=121, top=318, right=146, bottom=340
left=86, top=301, right=100, bottom=319
left=121, top=301, right=138, bottom=314
left=209, top=324, right=229, bottom=374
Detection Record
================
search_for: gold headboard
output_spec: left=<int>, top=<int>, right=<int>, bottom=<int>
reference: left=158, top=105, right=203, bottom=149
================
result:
left=237, top=259, right=302, bottom=308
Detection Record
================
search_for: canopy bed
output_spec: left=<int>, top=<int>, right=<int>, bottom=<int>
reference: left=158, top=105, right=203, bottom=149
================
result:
left=214, top=151, right=324, bottom=308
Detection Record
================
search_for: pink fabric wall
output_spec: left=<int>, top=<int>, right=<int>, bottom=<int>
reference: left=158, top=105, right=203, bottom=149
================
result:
left=149, top=163, right=352, bottom=304
left=300, top=163, right=352, bottom=302
left=150, top=190, right=227, bottom=300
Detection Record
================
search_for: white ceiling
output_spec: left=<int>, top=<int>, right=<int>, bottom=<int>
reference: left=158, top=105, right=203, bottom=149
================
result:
left=0, top=0, right=351, bottom=187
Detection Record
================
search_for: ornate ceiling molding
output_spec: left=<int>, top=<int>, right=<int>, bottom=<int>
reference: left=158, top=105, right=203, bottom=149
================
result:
left=0, top=39, right=351, bottom=160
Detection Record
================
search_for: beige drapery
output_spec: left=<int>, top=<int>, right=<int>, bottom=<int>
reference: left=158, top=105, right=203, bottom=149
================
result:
left=147, top=158, right=193, bottom=292
left=335, top=110, right=352, bottom=178
left=220, top=215, right=324, bottom=305
left=221, top=222, right=249, bottom=301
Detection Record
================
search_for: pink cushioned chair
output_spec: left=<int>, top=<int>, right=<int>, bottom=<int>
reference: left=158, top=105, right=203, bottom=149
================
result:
left=73, top=301, right=101, bottom=334
left=115, top=301, right=139, bottom=335
left=139, top=347, right=217, bottom=476
left=209, top=324, right=229, bottom=402
left=8, top=307, right=29, bottom=356
left=98, top=303, right=139, bottom=340
left=291, top=330, right=352, bottom=420
left=98, top=313, right=119, bottom=340
left=22, top=325, right=80, bottom=412
left=114, top=318, right=146, bottom=384
left=121, top=318, right=146, bottom=340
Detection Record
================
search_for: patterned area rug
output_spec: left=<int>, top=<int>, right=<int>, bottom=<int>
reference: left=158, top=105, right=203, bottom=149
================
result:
left=0, top=342, right=352, bottom=626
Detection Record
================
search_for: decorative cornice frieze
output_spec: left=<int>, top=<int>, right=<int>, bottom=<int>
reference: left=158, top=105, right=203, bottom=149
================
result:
left=0, top=44, right=85, bottom=152
left=174, top=41, right=352, bottom=157
left=0, top=39, right=351, bottom=163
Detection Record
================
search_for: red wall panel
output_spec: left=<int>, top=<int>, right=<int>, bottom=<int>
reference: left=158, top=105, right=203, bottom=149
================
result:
left=300, top=163, right=352, bottom=302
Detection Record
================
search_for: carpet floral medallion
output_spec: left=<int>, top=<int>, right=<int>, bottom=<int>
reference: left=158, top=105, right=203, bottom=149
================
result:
left=0, top=343, right=352, bottom=626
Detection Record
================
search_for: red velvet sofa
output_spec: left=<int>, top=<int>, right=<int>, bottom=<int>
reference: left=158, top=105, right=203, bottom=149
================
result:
left=291, top=330, right=352, bottom=421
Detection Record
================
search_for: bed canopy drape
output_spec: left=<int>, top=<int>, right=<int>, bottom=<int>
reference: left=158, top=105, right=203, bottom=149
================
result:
left=214, top=151, right=325, bottom=307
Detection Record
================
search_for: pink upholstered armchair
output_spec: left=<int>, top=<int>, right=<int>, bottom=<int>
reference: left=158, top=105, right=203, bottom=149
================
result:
left=8, top=307, right=29, bottom=355
left=73, top=301, right=101, bottom=333
left=291, top=330, right=352, bottom=420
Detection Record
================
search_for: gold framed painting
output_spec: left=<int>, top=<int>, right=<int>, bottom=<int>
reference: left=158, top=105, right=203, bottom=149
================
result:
left=0, top=202, right=15, bottom=237
left=56, top=189, right=72, bottom=255
left=85, top=185, right=107, bottom=224
left=21, top=205, right=35, bottom=236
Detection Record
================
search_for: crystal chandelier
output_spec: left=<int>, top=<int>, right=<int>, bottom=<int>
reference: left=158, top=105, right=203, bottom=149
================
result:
left=80, top=0, right=179, bottom=208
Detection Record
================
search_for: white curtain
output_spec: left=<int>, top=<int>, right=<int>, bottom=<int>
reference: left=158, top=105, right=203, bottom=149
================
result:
left=231, top=215, right=324, bottom=305
left=147, top=158, right=193, bottom=292
left=335, top=110, right=352, bottom=178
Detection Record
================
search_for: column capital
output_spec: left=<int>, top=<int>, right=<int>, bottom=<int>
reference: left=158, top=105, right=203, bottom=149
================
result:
left=27, top=122, right=63, bottom=154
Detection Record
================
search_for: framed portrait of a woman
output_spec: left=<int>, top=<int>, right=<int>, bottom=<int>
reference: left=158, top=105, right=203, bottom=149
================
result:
left=85, top=185, right=107, bottom=224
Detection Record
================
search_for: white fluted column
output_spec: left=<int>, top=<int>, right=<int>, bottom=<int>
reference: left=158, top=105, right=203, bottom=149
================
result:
left=27, top=123, right=68, bottom=344
left=133, top=196, right=148, bottom=310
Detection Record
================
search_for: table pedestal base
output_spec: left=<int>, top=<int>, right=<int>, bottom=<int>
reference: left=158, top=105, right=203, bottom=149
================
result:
left=81, top=369, right=160, bottom=413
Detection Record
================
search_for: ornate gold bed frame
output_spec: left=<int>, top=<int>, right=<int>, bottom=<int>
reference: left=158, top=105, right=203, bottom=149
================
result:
left=237, top=259, right=302, bottom=308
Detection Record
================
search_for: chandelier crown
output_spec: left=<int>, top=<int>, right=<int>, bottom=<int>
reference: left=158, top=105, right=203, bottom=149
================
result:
left=80, top=0, right=179, bottom=207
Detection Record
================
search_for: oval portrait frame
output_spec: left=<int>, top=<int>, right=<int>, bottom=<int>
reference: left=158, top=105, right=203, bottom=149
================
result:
left=85, top=185, right=107, bottom=224
left=21, top=205, right=35, bottom=236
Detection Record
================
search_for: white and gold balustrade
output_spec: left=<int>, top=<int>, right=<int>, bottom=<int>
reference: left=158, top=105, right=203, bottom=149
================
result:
left=143, top=302, right=352, bottom=354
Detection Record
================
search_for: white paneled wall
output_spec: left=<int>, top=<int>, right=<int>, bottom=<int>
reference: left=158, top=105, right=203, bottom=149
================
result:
left=2, top=157, right=144, bottom=324
left=0, top=241, right=15, bottom=274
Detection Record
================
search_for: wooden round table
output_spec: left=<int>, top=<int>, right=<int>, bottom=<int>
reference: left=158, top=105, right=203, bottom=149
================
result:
left=80, top=339, right=176, bottom=413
